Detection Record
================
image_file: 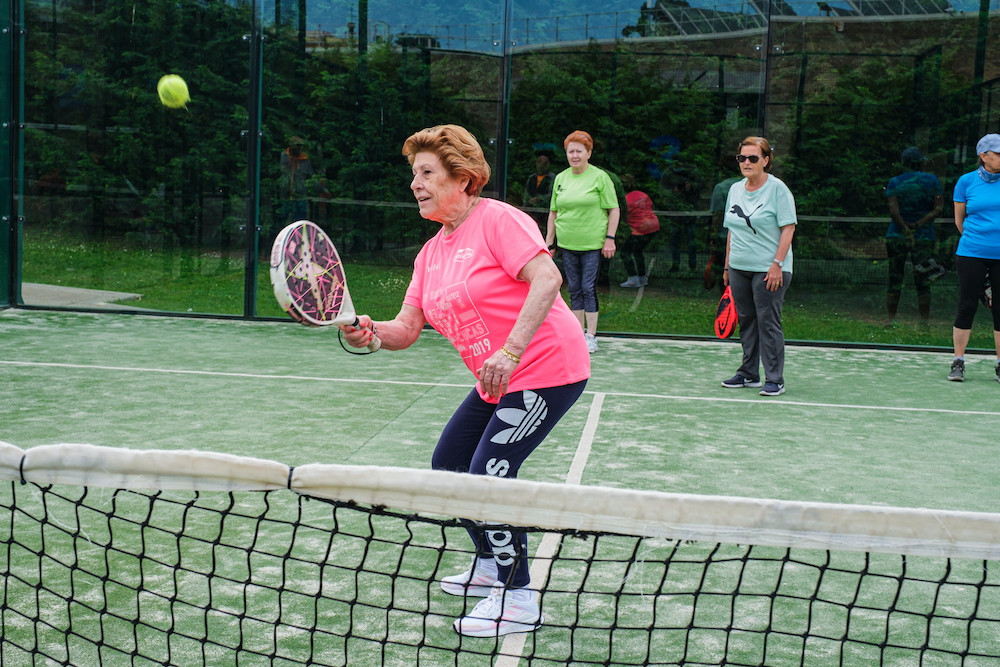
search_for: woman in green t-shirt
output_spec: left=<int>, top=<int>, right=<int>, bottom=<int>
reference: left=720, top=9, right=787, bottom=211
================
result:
left=545, top=130, right=621, bottom=354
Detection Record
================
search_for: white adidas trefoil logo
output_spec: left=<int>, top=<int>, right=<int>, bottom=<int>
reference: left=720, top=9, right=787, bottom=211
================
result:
left=490, top=390, right=548, bottom=444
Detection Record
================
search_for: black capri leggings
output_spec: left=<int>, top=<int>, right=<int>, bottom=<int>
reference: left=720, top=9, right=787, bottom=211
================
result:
left=953, top=254, right=1000, bottom=330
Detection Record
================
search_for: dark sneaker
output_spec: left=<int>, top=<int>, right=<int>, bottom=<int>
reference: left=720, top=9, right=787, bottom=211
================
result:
left=721, top=374, right=762, bottom=389
left=995, top=362, right=999, bottom=384
left=759, top=382, right=785, bottom=396
left=948, top=359, right=965, bottom=382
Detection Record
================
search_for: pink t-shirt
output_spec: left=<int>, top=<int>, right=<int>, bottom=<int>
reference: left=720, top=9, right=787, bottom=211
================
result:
left=404, top=197, right=591, bottom=403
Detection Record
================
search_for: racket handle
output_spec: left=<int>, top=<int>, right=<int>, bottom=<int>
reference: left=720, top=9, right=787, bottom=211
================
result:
left=354, top=317, right=382, bottom=352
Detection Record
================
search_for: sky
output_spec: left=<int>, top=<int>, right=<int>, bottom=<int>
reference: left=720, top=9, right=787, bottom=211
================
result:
left=290, top=0, right=755, bottom=40
left=282, top=0, right=990, bottom=51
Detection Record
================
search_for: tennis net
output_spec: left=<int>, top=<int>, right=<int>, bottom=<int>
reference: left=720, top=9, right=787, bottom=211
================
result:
left=2, top=442, right=999, bottom=666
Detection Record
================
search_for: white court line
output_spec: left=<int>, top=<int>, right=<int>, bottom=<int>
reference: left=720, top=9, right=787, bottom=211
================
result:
left=3, top=359, right=998, bottom=417
left=610, top=390, right=1000, bottom=417
left=496, top=392, right=605, bottom=666
left=0, top=360, right=450, bottom=388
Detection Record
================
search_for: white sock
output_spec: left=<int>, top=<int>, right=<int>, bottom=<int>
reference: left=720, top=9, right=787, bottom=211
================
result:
left=475, top=557, right=498, bottom=577
left=506, top=587, right=534, bottom=603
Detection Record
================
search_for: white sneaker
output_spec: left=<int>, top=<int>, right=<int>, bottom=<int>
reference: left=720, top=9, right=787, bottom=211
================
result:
left=585, top=332, right=598, bottom=353
left=453, top=583, right=542, bottom=637
left=440, top=557, right=498, bottom=597
left=620, top=276, right=641, bottom=288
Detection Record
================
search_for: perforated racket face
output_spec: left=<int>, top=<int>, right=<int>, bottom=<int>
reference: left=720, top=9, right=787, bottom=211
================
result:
left=270, top=221, right=348, bottom=326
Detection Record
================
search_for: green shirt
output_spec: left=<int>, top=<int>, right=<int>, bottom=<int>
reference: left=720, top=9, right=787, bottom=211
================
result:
left=723, top=175, right=796, bottom=273
left=550, top=165, right=619, bottom=251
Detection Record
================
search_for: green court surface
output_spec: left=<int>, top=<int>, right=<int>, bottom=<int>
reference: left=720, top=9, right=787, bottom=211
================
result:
left=2, top=308, right=998, bottom=514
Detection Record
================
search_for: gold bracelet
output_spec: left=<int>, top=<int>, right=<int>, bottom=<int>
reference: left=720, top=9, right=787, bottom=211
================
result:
left=499, top=346, right=521, bottom=364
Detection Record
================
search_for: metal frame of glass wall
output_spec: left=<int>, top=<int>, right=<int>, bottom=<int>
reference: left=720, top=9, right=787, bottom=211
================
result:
left=1, top=0, right=20, bottom=307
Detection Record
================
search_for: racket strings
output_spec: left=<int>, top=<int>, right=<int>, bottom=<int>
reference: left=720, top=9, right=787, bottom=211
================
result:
left=285, top=241, right=346, bottom=322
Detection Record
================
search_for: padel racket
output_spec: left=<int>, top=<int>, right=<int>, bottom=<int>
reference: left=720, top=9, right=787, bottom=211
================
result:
left=270, top=220, right=381, bottom=351
left=714, top=285, right=737, bottom=339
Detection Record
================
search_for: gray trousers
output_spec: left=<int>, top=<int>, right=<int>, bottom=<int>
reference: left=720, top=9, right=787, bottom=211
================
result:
left=729, top=268, right=791, bottom=384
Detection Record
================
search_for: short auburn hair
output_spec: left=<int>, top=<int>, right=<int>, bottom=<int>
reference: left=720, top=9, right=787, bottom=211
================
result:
left=739, top=136, right=774, bottom=172
left=402, top=125, right=491, bottom=196
left=563, top=130, right=594, bottom=152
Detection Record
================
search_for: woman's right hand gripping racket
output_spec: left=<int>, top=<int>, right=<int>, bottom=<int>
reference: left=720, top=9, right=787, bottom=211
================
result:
left=270, top=220, right=381, bottom=351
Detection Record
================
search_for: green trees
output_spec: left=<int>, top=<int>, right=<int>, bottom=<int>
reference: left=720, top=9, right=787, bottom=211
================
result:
left=507, top=45, right=730, bottom=206
left=23, top=0, right=252, bottom=245
left=19, top=1, right=988, bottom=258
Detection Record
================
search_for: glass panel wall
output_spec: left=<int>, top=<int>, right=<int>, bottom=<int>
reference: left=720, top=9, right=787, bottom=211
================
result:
left=501, top=1, right=1000, bottom=348
left=505, top=12, right=764, bottom=338
left=254, top=0, right=504, bottom=319
left=19, top=0, right=253, bottom=314
left=7, top=0, right=1000, bottom=348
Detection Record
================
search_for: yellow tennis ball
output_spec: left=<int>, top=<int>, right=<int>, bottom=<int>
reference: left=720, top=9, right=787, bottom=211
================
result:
left=157, top=74, right=190, bottom=109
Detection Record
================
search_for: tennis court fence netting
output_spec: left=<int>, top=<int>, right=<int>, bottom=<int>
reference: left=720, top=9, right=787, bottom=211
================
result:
left=2, top=442, right=999, bottom=666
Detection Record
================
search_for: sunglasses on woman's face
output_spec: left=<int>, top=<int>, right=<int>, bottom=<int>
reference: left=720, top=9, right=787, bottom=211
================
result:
left=736, top=155, right=762, bottom=164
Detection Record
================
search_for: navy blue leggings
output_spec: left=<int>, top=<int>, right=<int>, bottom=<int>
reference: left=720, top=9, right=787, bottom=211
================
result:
left=561, top=249, right=601, bottom=312
left=431, top=380, right=587, bottom=589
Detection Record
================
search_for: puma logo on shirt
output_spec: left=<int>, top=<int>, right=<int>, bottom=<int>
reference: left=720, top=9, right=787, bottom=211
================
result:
left=730, top=203, right=763, bottom=235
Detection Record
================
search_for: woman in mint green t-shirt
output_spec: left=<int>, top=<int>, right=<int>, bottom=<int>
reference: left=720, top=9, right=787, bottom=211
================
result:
left=545, top=130, right=621, bottom=354
left=721, top=136, right=797, bottom=397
